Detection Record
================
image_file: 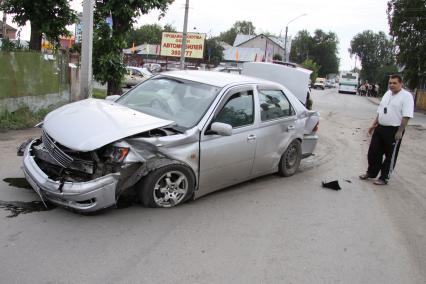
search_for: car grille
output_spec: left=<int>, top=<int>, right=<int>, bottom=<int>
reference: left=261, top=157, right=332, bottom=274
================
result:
left=42, top=130, right=74, bottom=168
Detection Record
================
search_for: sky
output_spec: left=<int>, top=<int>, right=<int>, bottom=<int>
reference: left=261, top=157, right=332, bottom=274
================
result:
left=2, top=0, right=391, bottom=71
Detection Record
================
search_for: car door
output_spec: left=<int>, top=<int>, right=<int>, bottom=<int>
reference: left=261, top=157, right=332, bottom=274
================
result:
left=251, top=85, right=299, bottom=176
left=198, top=86, right=257, bottom=196
left=124, top=68, right=132, bottom=86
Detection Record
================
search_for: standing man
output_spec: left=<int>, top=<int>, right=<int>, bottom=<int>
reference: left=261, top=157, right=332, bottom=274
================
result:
left=359, top=74, right=414, bottom=185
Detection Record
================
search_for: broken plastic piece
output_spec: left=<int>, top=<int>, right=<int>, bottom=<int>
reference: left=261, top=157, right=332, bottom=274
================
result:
left=322, top=180, right=341, bottom=190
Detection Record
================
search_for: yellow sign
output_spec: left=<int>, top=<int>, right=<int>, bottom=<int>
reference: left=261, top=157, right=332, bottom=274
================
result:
left=160, top=32, right=205, bottom=59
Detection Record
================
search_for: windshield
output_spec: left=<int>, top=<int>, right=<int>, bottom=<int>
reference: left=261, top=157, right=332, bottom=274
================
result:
left=116, top=77, right=221, bottom=129
left=342, top=73, right=357, bottom=80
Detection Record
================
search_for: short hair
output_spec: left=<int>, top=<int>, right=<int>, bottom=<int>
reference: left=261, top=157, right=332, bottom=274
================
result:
left=389, top=74, right=402, bottom=83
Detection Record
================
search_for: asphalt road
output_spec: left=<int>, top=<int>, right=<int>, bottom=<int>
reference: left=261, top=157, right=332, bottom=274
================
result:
left=0, top=88, right=425, bottom=283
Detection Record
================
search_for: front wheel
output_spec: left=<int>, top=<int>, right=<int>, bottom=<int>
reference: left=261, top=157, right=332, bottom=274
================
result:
left=138, top=165, right=195, bottom=208
left=278, top=140, right=302, bottom=177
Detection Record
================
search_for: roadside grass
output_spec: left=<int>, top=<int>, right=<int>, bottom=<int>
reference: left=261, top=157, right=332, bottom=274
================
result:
left=0, top=88, right=107, bottom=130
left=92, top=88, right=107, bottom=99
left=0, top=105, right=60, bottom=130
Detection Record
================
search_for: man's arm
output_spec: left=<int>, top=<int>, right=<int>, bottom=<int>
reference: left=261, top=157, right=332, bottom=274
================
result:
left=395, top=117, right=410, bottom=140
left=368, top=114, right=379, bottom=135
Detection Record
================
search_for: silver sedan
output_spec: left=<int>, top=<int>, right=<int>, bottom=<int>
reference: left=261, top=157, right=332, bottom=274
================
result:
left=19, top=71, right=319, bottom=212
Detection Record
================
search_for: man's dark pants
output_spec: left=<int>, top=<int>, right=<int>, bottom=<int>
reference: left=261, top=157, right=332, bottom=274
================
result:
left=367, top=125, right=403, bottom=181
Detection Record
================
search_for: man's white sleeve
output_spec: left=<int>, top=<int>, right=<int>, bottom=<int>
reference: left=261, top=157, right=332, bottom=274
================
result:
left=402, top=92, right=414, bottom=118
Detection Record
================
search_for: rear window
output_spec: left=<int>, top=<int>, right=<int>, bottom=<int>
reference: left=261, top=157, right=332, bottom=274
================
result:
left=342, top=74, right=356, bottom=79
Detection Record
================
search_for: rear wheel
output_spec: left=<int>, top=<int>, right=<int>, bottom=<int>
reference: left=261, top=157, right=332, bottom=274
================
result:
left=278, top=140, right=302, bottom=177
left=138, top=165, right=195, bottom=208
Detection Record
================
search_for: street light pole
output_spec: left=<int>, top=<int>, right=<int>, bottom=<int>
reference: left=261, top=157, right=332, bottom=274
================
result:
left=284, top=26, right=288, bottom=62
left=179, top=0, right=189, bottom=70
left=1, top=1, right=7, bottom=39
left=284, top=13, right=307, bottom=62
left=80, top=0, right=94, bottom=99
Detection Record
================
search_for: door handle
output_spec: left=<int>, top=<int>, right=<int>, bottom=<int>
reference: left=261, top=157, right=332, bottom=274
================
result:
left=247, top=134, right=256, bottom=141
left=287, top=125, right=295, bottom=131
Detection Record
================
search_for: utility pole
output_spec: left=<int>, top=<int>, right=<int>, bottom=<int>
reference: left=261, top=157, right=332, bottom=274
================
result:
left=284, top=13, right=307, bottom=63
left=284, top=26, right=288, bottom=62
left=80, top=0, right=94, bottom=99
left=1, top=2, right=7, bottom=39
left=179, top=0, right=189, bottom=70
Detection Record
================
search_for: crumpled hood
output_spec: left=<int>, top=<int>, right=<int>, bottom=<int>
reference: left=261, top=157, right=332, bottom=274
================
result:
left=43, top=99, right=173, bottom=152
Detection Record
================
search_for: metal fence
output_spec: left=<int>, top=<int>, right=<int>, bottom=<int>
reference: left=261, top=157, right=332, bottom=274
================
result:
left=0, top=51, right=70, bottom=113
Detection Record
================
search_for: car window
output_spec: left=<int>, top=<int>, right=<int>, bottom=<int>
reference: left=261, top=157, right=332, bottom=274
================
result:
left=215, top=90, right=254, bottom=128
left=258, top=89, right=295, bottom=121
left=116, top=78, right=220, bottom=129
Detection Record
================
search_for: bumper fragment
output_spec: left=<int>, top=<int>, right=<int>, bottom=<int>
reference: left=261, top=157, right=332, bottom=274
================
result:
left=302, top=134, right=318, bottom=158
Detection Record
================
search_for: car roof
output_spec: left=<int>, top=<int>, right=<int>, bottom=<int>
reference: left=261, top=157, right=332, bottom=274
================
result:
left=127, top=66, right=152, bottom=74
left=159, top=70, right=273, bottom=88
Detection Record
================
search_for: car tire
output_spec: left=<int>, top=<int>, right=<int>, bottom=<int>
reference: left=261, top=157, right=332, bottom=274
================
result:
left=137, top=164, right=195, bottom=208
left=278, top=140, right=302, bottom=177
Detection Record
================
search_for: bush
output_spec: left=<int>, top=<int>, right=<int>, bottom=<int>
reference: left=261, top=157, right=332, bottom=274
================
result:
left=273, top=54, right=283, bottom=61
left=0, top=105, right=58, bottom=129
left=92, top=88, right=107, bottom=99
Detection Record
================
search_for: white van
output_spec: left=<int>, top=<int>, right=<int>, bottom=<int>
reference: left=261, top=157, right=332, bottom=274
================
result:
left=242, top=62, right=312, bottom=106
left=313, top=77, right=326, bottom=90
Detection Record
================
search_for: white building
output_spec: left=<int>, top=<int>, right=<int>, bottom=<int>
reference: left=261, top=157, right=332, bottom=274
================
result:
left=223, top=34, right=291, bottom=63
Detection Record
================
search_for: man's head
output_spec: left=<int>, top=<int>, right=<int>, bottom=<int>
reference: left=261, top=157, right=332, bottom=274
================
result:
left=389, top=74, right=403, bottom=94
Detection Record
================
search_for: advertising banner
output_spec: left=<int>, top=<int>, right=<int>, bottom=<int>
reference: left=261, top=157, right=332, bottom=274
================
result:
left=160, top=32, right=206, bottom=59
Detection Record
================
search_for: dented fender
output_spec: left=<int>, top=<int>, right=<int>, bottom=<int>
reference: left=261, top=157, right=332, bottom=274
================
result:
left=122, top=127, right=201, bottom=190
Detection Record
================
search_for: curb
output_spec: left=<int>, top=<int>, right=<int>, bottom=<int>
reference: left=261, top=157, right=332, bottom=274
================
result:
left=366, top=96, right=381, bottom=106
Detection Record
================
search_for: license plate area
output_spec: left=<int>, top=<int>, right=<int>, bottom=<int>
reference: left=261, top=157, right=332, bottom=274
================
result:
left=25, top=172, right=47, bottom=205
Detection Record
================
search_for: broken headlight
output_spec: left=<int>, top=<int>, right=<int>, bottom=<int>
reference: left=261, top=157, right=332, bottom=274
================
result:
left=104, top=146, right=130, bottom=163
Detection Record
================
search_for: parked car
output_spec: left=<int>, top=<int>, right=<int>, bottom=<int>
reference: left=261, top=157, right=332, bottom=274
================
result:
left=143, top=63, right=162, bottom=73
left=18, top=71, right=320, bottom=213
left=213, top=66, right=242, bottom=74
left=313, top=77, right=326, bottom=90
left=325, top=80, right=335, bottom=88
left=123, top=67, right=152, bottom=87
left=185, top=65, right=200, bottom=70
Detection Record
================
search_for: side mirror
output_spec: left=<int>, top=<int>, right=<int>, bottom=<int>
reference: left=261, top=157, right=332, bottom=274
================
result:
left=105, top=95, right=120, bottom=102
left=210, top=122, right=233, bottom=136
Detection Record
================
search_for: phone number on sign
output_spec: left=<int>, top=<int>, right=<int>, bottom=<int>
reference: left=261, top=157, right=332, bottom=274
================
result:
left=171, top=50, right=193, bottom=56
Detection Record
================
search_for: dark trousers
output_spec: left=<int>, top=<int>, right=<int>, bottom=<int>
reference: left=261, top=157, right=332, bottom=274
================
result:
left=367, top=125, right=403, bottom=181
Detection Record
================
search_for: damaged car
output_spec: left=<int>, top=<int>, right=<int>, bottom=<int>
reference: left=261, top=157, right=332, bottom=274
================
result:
left=18, top=71, right=320, bottom=213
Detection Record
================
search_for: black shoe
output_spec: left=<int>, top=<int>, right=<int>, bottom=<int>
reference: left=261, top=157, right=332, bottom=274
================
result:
left=373, top=179, right=388, bottom=185
left=359, top=173, right=370, bottom=180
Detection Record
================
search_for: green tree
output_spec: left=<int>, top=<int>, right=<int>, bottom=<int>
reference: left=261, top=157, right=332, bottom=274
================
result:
left=1, top=0, right=76, bottom=50
left=289, top=30, right=314, bottom=63
left=311, top=30, right=339, bottom=76
left=218, top=28, right=237, bottom=45
left=387, top=0, right=426, bottom=89
left=218, top=21, right=256, bottom=45
left=349, top=30, right=396, bottom=83
left=126, top=23, right=176, bottom=47
left=289, top=29, right=339, bottom=76
left=204, top=37, right=223, bottom=65
left=301, top=58, right=320, bottom=83
left=0, top=37, right=16, bottom=51
left=93, top=0, right=173, bottom=96
left=233, top=21, right=255, bottom=35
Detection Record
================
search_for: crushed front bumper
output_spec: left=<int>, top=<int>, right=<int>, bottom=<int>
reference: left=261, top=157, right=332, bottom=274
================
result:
left=22, top=140, right=120, bottom=213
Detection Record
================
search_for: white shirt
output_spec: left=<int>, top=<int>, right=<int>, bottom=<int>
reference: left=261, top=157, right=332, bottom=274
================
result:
left=377, top=89, right=414, bottom=126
